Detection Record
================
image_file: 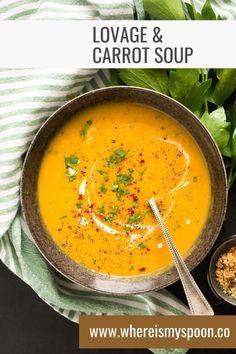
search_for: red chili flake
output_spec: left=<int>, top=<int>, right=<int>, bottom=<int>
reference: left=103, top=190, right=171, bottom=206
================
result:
left=58, top=228, right=62, bottom=232
left=139, top=153, right=143, bottom=156
left=139, top=267, right=146, bottom=272
left=140, top=159, right=145, bottom=164
left=132, top=194, right=138, bottom=202
left=81, top=170, right=86, bottom=176
left=146, top=247, right=150, bottom=252
left=129, top=207, right=135, bottom=215
left=78, top=194, right=83, bottom=200
left=96, top=228, right=99, bottom=232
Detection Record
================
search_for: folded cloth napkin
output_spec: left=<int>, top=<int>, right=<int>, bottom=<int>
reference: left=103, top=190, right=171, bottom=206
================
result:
left=0, top=1, right=235, bottom=354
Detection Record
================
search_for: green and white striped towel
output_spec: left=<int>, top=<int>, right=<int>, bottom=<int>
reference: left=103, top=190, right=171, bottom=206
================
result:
left=0, top=1, right=235, bottom=354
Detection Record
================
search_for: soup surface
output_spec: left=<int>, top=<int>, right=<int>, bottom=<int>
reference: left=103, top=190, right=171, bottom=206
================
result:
left=37, top=102, right=211, bottom=276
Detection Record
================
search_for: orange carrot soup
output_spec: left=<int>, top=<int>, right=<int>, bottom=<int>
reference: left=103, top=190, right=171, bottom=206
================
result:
left=37, top=102, right=211, bottom=276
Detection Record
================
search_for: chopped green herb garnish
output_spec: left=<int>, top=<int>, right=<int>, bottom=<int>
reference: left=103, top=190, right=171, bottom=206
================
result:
left=105, top=205, right=119, bottom=225
left=129, top=265, right=134, bottom=271
left=116, top=186, right=129, bottom=200
left=76, top=202, right=83, bottom=209
left=193, top=176, right=198, bottom=182
left=111, top=184, right=119, bottom=191
left=101, top=184, right=107, bottom=193
left=167, top=271, right=172, bottom=276
left=139, top=168, right=147, bottom=177
left=65, top=155, right=79, bottom=166
left=110, top=168, right=133, bottom=201
left=111, top=183, right=129, bottom=200
left=59, top=215, right=67, bottom=220
left=132, top=202, right=139, bottom=208
left=137, top=242, right=146, bottom=250
left=114, top=149, right=128, bottom=159
left=107, top=149, right=128, bottom=166
left=97, top=205, right=105, bottom=214
left=98, top=169, right=109, bottom=182
left=127, top=211, right=146, bottom=225
left=69, top=155, right=79, bottom=164
left=108, top=205, right=119, bottom=215
left=124, top=225, right=131, bottom=231
left=80, top=119, right=93, bottom=138
left=65, top=155, right=80, bottom=181
left=116, top=172, right=134, bottom=185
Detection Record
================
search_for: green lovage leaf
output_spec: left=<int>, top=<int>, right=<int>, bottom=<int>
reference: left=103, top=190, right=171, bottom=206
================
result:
left=212, top=69, right=236, bottom=106
left=109, top=69, right=124, bottom=86
left=229, top=102, right=236, bottom=167
left=200, top=0, right=217, bottom=20
left=184, top=0, right=218, bottom=20
left=231, top=128, right=236, bottom=168
left=169, top=69, right=200, bottom=104
left=185, top=79, right=212, bottom=113
left=169, top=69, right=211, bottom=114
left=201, top=107, right=231, bottom=156
left=184, top=1, right=200, bottom=20
left=143, top=0, right=185, bottom=20
left=232, top=101, right=236, bottom=129
left=118, top=69, right=169, bottom=95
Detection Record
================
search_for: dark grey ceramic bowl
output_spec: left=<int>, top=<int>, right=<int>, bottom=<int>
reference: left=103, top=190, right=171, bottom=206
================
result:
left=21, top=86, right=228, bottom=294
left=208, top=235, right=236, bottom=306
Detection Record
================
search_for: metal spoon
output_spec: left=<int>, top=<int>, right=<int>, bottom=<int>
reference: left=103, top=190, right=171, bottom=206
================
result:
left=148, top=197, right=214, bottom=316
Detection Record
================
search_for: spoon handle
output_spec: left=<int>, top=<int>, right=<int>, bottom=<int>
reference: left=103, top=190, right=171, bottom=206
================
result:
left=149, top=197, right=214, bottom=316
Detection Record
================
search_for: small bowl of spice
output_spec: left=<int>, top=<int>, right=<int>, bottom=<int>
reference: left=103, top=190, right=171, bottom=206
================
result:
left=208, top=235, right=236, bottom=305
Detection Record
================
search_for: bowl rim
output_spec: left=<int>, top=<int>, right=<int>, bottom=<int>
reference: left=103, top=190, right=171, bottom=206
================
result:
left=20, top=86, right=228, bottom=295
left=208, top=235, right=236, bottom=306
